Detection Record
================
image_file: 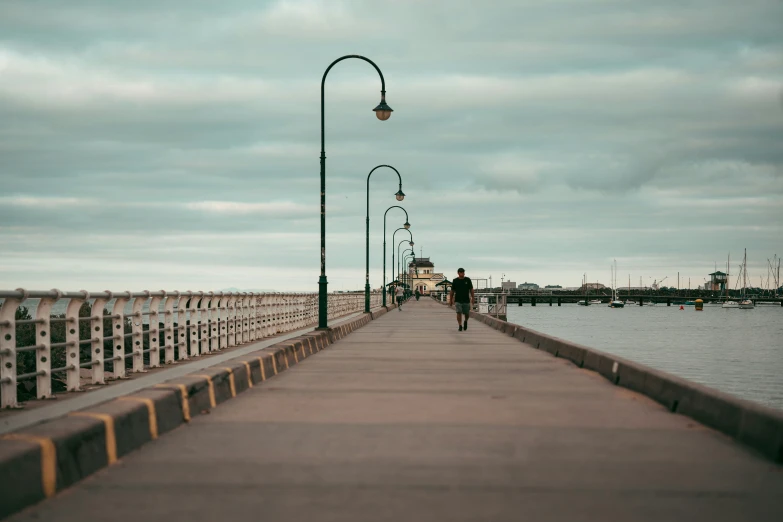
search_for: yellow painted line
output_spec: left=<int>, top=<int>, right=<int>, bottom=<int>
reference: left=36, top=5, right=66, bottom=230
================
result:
left=2, top=433, right=56, bottom=497
left=272, top=355, right=278, bottom=375
left=117, top=397, right=158, bottom=439
left=291, top=344, right=299, bottom=363
left=242, top=361, right=253, bottom=388
left=154, top=383, right=190, bottom=422
left=223, top=368, right=237, bottom=397
left=257, top=357, right=267, bottom=380
left=191, top=374, right=217, bottom=408
left=283, top=350, right=290, bottom=369
left=69, top=412, right=117, bottom=464
left=307, top=338, right=314, bottom=355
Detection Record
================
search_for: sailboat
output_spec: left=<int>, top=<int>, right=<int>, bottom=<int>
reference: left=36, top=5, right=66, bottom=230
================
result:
left=722, top=252, right=740, bottom=308
left=738, top=249, right=755, bottom=309
left=624, top=275, right=637, bottom=305
left=609, top=260, right=624, bottom=308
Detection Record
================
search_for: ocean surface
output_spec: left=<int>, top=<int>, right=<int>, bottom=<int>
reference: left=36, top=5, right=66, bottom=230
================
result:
left=506, top=302, right=783, bottom=410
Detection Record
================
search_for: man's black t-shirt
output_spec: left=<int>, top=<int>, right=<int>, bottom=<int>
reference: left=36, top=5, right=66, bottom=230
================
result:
left=452, top=277, right=473, bottom=303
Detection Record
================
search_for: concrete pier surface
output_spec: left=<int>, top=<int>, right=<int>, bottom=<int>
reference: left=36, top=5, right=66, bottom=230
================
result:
left=8, top=298, right=782, bottom=521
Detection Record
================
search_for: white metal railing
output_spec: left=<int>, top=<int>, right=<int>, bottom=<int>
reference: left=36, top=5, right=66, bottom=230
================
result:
left=0, top=289, right=382, bottom=408
left=478, top=294, right=507, bottom=317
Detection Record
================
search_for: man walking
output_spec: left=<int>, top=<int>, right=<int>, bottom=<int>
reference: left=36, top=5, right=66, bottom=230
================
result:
left=449, top=268, right=474, bottom=331
left=395, top=284, right=405, bottom=311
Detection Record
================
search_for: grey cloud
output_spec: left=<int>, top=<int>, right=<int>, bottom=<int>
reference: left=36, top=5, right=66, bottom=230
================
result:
left=1, top=0, right=781, bottom=291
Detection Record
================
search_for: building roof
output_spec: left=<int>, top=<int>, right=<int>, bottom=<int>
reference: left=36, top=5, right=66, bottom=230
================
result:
left=709, top=271, right=728, bottom=276
left=409, top=258, right=434, bottom=267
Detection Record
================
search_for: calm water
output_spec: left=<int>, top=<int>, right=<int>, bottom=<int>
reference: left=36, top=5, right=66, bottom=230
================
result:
left=506, top=303, right=783, bottom=410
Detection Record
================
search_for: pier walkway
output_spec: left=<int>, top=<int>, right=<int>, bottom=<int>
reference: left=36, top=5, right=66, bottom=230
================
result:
left=6, top=298, right=783, bottom=521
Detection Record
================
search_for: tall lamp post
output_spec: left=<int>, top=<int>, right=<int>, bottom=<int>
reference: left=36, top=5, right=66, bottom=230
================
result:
left=397, top=239, right=413, bottom=290
left=404, top=251, right=417, bottom=296
left=385, top=216, right=411, bottom=306
left=319, top=55, right=393, bottom=329
left=366, top=165, right=405, bottom=313
left=402, top=249, right=415, bottom=295
left=393, top=236, right=414, bottom=305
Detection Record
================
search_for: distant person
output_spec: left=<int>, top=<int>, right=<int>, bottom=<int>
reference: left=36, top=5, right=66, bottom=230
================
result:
left=395, top=284, right=405, bottom=311
left=415, top=289, right=421, bottom=301
left=449, top=268, right=474, bottom=331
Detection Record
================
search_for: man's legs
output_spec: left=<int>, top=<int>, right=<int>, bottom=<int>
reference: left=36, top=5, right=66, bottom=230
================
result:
left=455, top=302, right=470, bottom=330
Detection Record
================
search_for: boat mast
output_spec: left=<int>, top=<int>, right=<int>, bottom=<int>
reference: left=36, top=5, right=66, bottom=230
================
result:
left=743, top=248, right=747, bottom=299
left=726, top=253, right=730, bottom=301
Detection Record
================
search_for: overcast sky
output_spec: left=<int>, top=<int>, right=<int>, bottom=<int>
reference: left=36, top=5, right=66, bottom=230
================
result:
left=1, top=0, right=781, bottom=293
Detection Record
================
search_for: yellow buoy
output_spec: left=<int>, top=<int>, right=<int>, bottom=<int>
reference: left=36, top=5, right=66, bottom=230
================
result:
left=695, top=299, right=704, bottom=311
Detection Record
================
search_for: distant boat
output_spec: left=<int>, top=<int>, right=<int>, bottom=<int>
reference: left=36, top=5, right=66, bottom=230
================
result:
left=609, top=260, right=624, bottom=308
left=722, top=301, right=740, bottom=309
left=738, top=249, right=755, bottom=310
left=577, top=300, right=589, bottom=306
left=625, top=300, right=637, bottom=305
left=589, top=299, right=602, bottom=305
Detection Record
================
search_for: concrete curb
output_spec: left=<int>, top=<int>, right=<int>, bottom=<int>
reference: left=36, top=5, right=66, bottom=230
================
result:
left=438, top=300, right=783, bottom=464
left=0, top=308, right=389, bottom=519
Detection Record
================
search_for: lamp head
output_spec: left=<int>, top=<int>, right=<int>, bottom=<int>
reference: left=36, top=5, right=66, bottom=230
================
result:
left=395, top=189, right=405, bottom=202
left=373, top=95, right=393, bottom=121
left=409, top=241, right=414, bottom=247
left=404, top=221, right=410, bottom=230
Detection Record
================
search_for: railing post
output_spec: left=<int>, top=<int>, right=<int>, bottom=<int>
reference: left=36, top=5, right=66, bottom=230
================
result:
left=260, top=293, right=271, bottom=338
left=148, top=292, right=163, bottom=368
left=162, top=292, right=179, bottom=363
left=175, top=294, right=189, bottom=360
left=283, top=294, right=291, bottom=332
left=197, top=292, right=209, bottom=354
left=298, top=294, right=306, bottom=329
left=207, top=292, right=219, bottom=352
left=111, top=292, right=130, bottom=379
left=65, top=292, right=88, bottom=391
left=256, top=293, right=265, bottom=338
left=130, top=293, right=147, bottom=373
left=248, top=293, right=257, bottom=342
left=35, top=292, right=59, bottom=399
left=217, top=292, right=229, bottom=349
left=188, top=292, right=201, bottom=357
left=90, top=294, right=110, bottom=384
left=240, top=293, right=250, bottom=342
left=273, top=293, right=281, bottom=335
left=226, top=294, right=238, bottom=347
left=0, top=292, right=24, bottom=408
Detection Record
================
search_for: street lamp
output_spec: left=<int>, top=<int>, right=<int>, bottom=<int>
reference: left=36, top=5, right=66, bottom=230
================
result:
left=366, top=165, right=405, bottom=313
left=383, top=208, right=410, bottom=307
left=318, top=54, right=393, bottom=329
left=402, top=248, right=415, bottom=295
left=403, top=251, right=417, bottom=296
left=392, top=229, right=413, bottom=284
left=396, top=238, right=414, bottom=289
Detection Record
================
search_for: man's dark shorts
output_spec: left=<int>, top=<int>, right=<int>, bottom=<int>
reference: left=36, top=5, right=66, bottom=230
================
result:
left=455, top=302, right=470, bottom=314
